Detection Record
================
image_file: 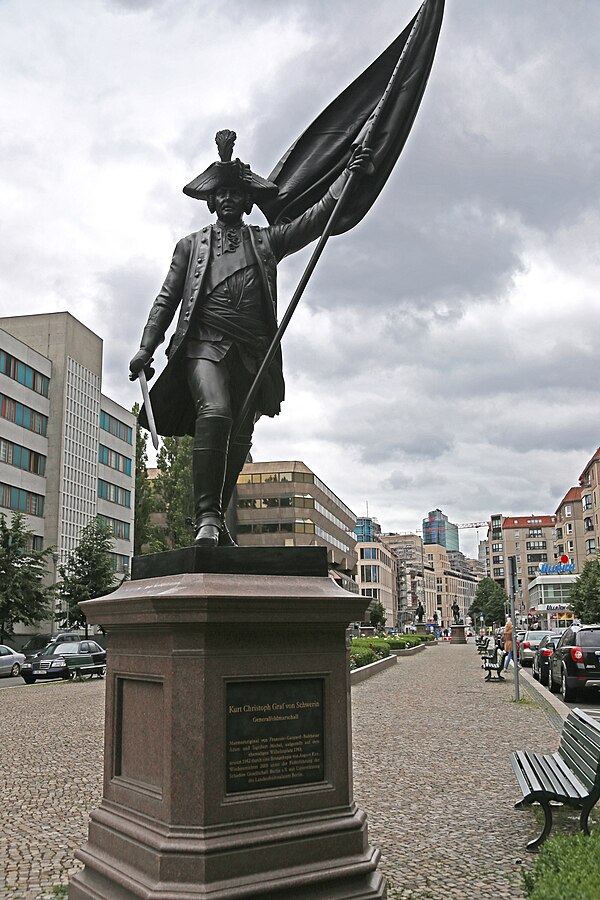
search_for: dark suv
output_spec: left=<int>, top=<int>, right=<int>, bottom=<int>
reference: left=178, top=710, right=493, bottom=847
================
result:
left=548, top=625, right=600, bottom=702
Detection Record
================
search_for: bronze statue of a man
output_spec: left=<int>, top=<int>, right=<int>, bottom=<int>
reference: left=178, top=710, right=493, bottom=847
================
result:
left=130, top=130, right=372, bottom=547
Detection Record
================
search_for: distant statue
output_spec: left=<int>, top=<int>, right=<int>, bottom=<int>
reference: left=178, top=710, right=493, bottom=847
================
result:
left=452, top=601, right=460, bottom=625
left=416, top=602, right=425, bottom=623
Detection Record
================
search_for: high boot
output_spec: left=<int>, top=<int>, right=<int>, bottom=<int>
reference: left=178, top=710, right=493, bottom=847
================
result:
left=193, top=416, right=232, bottom=547
left=218, top=439, right=252, bottom=547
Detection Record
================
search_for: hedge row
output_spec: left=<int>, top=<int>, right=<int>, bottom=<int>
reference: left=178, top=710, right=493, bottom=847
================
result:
left=349, top=633, right=434, bottom=669
left=523, top=827, right=600, bottom=899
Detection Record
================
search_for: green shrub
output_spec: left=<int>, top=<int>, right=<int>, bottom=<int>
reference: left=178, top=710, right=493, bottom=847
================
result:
left=349, top=646, right=377, bottom=670
left=523, top=828, right=600, bottom=899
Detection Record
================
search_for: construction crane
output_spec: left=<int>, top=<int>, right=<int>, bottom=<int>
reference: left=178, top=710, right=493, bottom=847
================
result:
left=456, top=522, right=488, bottom=529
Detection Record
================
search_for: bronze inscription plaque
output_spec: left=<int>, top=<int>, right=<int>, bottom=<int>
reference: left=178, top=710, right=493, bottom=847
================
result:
left=226, top=678, right=324, bottom=793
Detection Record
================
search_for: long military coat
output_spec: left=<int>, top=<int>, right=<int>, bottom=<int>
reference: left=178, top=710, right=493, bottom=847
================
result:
left=140, top=178, right=345, bottom=437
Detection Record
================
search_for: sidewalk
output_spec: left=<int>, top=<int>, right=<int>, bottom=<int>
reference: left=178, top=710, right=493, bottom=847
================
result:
left=351, top=642, right=560, bottom=899
left=0, top=643, right=569, bottom=899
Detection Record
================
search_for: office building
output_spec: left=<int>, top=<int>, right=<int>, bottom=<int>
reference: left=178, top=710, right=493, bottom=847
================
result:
left=0, top=313, right=135, bottom=636
left=235, top=460, right=357, bottom=590
left=422, top=508, right=460, bottom=552
left=353, top=517, right=398, bottom=626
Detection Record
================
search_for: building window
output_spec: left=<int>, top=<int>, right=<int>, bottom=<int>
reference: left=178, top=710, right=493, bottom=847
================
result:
left=0, top=350, right=49, bottom=397
left=585, top=539, right=596, bottom=555
left=360, top=547, right=377, bottom=559
left=582, top=495, right=593, bottom=510
left=97, top=514, right=130, bottom=541
left=564, top=505, right=572, bottom=517
left=237, top=471, right=314, bottom=485
left=565, top=523, right=573, bottom=534
left=492, top=543, right=503, bottom=551
left=528, top=528, right=543, bottom=538
left=0, top=482, right=44, bottom=517
left=526, top=541, right=546, bottom=550
left=110, top=552, right=130, bottom=574
left=0, top=393, right=48, bottom=436
left=361, top=565, right=380, bottom=583
left=527, top=566, right=538, bottom=576
left=555, top=527, right=563, bottom=539
left=527, top=553, right=548, bottom=563
left=100, top=410, right=132, bottom=444
left=361, top=588, right=380, bottom=600
left=0, top=438, right=46, bottom=476
left=493, top=567, right=504, bottom=577
left=584, top=517, right=594, bottom=532
left=98, top=444, right=132, bottom=476
left=97, top=478, right=131, bottom=508
left=492, top=555, right=502, bottom=564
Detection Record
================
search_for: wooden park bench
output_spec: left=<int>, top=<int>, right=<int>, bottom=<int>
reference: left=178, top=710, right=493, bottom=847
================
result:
left=482, top=648, right=506, bottom=681
left=64, top=654, right=106, bottom=680
left=510, top=707, right=600, bottom=851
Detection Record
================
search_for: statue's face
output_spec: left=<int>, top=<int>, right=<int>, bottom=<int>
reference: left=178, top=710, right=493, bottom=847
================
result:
left=214, top=187, right=246, bottom=223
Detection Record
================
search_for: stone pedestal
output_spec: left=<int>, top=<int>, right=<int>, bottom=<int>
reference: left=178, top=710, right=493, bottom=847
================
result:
left=415, top=623, right=428, bottom=635
left=450, top=624, right=467, bottom=644
left=69, top=549, right=387, bottom=899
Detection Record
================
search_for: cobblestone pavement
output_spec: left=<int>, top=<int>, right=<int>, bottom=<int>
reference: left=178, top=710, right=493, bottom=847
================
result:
left=0, top=643, right=586, bottom=899
left=351, top=642, right=574, bottom=900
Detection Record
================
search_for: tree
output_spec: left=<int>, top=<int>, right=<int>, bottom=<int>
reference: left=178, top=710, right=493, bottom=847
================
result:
left=570, top=556, right=600, bottom=624
left=153, top=435, right=195, bottom=549
left=57, top=519, right=120, bottom=635
left=132, top=402, right=156, bottom=555
left=469, top=577, right=508, bottom=627
left=0, top=512, right=53, bottom=643
left=369, top=600, right=387, bottom=630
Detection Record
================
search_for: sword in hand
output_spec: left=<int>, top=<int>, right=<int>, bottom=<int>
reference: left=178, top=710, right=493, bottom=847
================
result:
left=129, top=354, right=159, bottom=451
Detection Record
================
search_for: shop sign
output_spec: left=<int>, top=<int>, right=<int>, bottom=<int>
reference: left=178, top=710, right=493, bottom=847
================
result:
left=539, top=562, right=575, bottom=575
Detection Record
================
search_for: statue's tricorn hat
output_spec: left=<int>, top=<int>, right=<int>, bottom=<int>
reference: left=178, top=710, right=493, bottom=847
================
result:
left=182, top=130, right=279, bottom=201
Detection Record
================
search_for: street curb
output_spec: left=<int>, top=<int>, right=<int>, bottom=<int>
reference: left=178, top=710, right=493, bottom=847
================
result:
left=389, top=643, right=429, bottom=657
left=351, top=653, right=397, bottom=685
left=515, top=663, right=569, bottom=725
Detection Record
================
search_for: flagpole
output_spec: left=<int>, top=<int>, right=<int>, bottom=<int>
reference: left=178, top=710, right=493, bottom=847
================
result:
left=231, top=2, right=427, bottom=440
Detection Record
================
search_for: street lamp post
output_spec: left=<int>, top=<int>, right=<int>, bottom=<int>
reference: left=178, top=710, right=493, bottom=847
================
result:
left=51, top=551, right=59, bottom=636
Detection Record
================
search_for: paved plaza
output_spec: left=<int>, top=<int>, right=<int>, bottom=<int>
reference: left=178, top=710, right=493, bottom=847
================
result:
left=0, top=642, right=581, bottom=899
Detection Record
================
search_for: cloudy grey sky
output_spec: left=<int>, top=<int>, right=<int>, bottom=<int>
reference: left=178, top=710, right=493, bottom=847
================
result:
left=2, top=0, right=599, bottom=557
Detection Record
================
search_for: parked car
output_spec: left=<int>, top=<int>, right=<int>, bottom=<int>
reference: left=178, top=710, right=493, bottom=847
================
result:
left=20, top=632, right=80, bottom=660
left=20, top=640, right=106, bottom=684
left=531, top=634, right=561, bottom=686
left=519, top=630, right=558, bottom=666
left=0, top=645, right=26, bottom=677
left=549, top=625, right=600, bottom=702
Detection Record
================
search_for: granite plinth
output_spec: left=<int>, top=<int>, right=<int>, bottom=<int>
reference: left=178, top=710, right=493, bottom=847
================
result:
left=69, top=569, right=387, bottom=899
left=131, top=545, right=329, bottom=580
left=451, top=624, right=467, bottom=644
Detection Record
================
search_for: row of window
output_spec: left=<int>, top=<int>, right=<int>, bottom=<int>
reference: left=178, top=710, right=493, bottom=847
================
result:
left=237, top=521, right=316, bottom=535
left=0, top=393, right=48, bottom=436
left=0, top=350, right=49, bottom=397
left=0, top=438, right=46, bottom=476
left=98, top=514, right=131, bottom=541
left=238, top=470, right=313, bottom=485
left=98, top=478, right=131, bottom=508
left=361, top=588, right=380, bottom=600
left=98, top=444, right=132, bottom=476
left=238, top=495, right=311, bottom=510
left=0, top=481, right=44, bottom=517
left=100, top=410, right=132, bottom=445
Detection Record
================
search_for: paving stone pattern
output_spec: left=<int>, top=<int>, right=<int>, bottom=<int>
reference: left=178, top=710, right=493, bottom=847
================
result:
left=352, top=643, right=562, bottom=899
left=0, top=643, right=572, bottom=899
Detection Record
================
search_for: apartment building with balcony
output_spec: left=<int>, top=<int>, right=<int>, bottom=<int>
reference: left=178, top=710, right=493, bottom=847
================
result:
left=486, top=513, right=557, bottom=616
left=553, top=487, right=586, bottom=572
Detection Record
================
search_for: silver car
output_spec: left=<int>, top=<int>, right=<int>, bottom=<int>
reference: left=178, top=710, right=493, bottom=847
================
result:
left=0, top=645, right=26, bottom=677
left=519, top=630, right=558, bottom=666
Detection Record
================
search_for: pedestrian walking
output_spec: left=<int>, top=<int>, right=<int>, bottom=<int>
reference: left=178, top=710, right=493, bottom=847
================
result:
left=503, top=617, right=513, bottom=671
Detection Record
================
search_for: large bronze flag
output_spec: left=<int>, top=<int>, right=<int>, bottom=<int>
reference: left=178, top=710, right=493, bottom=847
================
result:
left=259, top=0, right=445, bottom=234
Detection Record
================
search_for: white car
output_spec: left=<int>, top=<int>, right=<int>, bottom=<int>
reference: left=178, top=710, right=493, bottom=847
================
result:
left=0, top=645, right=26, bottom=677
